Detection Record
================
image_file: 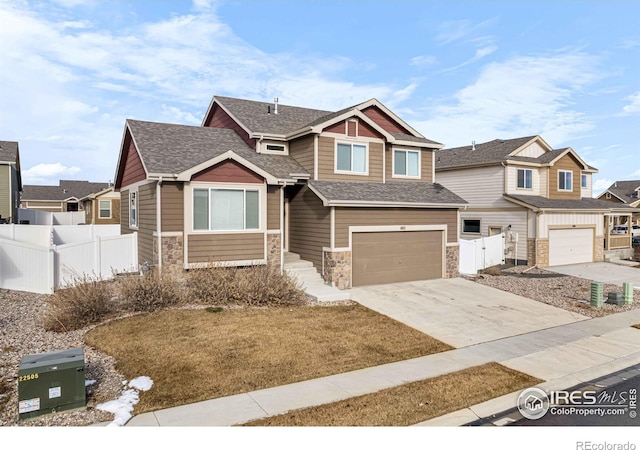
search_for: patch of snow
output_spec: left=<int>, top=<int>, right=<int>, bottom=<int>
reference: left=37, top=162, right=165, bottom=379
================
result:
left=85, top=379, right=96, bottom=387
left=96, top=376, right=153, bottom=427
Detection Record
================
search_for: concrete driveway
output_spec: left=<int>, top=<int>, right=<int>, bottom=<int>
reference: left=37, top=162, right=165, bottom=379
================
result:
left=548, top=262, right=640, bottom=290
left=350, top=278, right=588, bottom=348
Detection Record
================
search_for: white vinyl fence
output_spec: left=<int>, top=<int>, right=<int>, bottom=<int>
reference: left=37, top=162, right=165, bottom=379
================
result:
left=0, top=224, right=120, bottom=246
left=459, top=233, right=505, bottom=276
left=18, top=209, right=86, bottom=225
left=0, top=238, right=55, bottom=294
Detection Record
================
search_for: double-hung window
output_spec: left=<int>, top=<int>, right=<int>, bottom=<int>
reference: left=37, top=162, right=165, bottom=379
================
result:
left=393, top=149, right=420, bottom=177
left=193, top=188, right=260, bottom=231
left=517, top=169, right=532, bottom=189
left=99, top=200, right=111, bottom=218
left=558, top=170, right=573, bottom=191
left=336, top=142, right=367, bottom=174
left=129, top=192, right=137, bottom=228
left=581, top=174, right=587, bottom=188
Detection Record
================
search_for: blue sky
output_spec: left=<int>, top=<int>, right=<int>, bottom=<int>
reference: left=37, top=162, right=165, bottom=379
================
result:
left=1, top=0, right=638, bottom=195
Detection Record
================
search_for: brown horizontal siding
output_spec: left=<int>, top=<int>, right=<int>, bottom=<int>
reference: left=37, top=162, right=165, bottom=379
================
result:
left=121, top=141, right=146, bottom=188
left=361, top=105, right=409, bottom=134
left=192, top=160, right=263, bottom=183
left=385, top=147, right=434, bottom=182
left=120, top=190, right=131, bottom=234
left=93, top=198, right=121, bottom=225
left=288, top=185, right=330, bottom=270
left=204, top=104, right=255, bottom=149
left=289, top=135, right=314, bottom=176
left=267, top=185, right=281, bottom=230
left=549, top=153, right=582, bottom=200
left=161, top=182, right=184, bottom=232
left=138, top=183, right=157, bottom=265
left=23, top=201, right=64, bottom=211
left=334, top=207, right=458, bottom=248
left=317, top=136, right=383, bottom=182
left=187, top=233, right=264, bottom=263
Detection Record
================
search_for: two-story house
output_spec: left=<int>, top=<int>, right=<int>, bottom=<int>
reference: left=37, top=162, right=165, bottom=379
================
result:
left=597, top=180, right=640, bottom=225
left=113, top=96, right=467, bottom=289
left=0, top=141, right=22, bottom=224
left=435, top=136, right=637, bottom=267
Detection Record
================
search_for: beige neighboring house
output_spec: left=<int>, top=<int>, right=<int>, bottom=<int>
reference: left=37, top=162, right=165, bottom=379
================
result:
left=597, top=180, right=640, bottom=226
left=80, top=186, right=120, bottom=225
left=21, top=180, right=111, bottom=214
left=0, top=140, right=22, bottom=224
left=435, top=136, right=638, bottom=267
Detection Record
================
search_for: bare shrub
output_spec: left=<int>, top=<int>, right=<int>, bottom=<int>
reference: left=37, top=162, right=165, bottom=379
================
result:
left=43, top=275, right=114, bottom=332
left=481, top=266, right=502, bottom=276
left=186, top=264, right=306, bottom=307
left=116, top=269, right=183, bottom=312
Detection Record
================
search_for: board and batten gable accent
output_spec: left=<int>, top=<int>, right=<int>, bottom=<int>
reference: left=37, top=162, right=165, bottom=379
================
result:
left=267, top=185, right=281, bottom=230
left=323, top=119, right=385, bottom=139
left=334, top=208, right=458, bottom=248
left=317, top=136, right=384, bottom=182
left=192, top=160, right=264, bottom=184
left=160, top=182, right=184, bottom=232
left=287, top=184, right=330, bottom=270
left=548, top=153, right=582, bottom=200
left=187, top=233, right=264, bottom=264
left=137, top=182, right=157, bottom=266
left=121, top=141, right=147, bottom=188
left=203, top=103, right=255, bottom=150
left=360, top=105, right=410, bottom=134
left=385, top=146, right=434, bottom=183
left=289, top=135, right=315, bottom=176
left=511, top=141, right=546, bottom=158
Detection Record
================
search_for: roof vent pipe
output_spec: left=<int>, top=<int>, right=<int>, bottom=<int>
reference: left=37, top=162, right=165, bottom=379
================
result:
left=267, top=105, right=271, bottom=114
left=274, top=97, right=279, bottom=115
left=614, top=182, right=617, bottom=188
left=471, top=141, right=476, bottom=151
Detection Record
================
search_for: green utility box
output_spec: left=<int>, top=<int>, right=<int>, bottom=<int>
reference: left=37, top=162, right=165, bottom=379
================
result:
left=590, top=281, right=604, bottom=308
left=18, top=347, right=86, bottom=420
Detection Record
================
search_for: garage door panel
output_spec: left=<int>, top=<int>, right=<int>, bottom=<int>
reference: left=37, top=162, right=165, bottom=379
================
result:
left=352, top=230, right=444, bottom=287
left=548, top=228, right=594, bottom=266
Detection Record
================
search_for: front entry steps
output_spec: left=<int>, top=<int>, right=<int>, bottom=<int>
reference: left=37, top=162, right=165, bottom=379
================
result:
left=284, top=252, right=351, bottom=303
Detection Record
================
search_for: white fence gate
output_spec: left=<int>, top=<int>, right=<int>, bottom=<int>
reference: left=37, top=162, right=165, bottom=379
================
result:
left=459, top=234, right=505, bottom=275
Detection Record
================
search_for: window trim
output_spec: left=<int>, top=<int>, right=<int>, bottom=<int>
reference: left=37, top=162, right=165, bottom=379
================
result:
left=190, top=184, right=265, bottom=233
left=259, top=141, right=289, bottom=155
left=558, top=170, right=573, bottom=192
left=392, top=148, right=421, bottom=179
left=334, top=141, right=369, bottom=176
left=129, top=191, right=138, bottom=229
left=517, top=168, right=533, bottom=190
left=98, top=199, right=112, bottom=219
left=462, top=219, right=482, bottom=234
left=581, top=173, right=588, bottom=189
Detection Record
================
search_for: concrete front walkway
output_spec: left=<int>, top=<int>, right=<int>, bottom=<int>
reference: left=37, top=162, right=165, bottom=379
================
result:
left=350, top=278, right=588, bottom=347
left=124, top=308, right=640, bottom=427
left=549, top=262, right=640, bottom=289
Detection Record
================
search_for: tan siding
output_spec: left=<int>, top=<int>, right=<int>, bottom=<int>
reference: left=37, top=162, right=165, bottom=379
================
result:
left=24, top=201, right=64, bottom=212
left=335, top=208, right=458, bottom=248
left=267, top=185, right=281, bottom=230
left=138, top=183, right=157, bottom=265
left=93, top=198, right=121, bottom=225
left=289, top=135, right=314, bottom=176
left=0, top=165, right=10, bottom=219
left=187, top=233, right=264, bottom=263
left=161, top=182, right=184, bottom=232
left=385, top=147, right=434, bottom=182
left=120, top=190, right=131, bottom=235
left=317, top=136, right=383, bottom=182
left=548, top=154, right=581, bottom=200
left=288, top=185, right=330, bottom=270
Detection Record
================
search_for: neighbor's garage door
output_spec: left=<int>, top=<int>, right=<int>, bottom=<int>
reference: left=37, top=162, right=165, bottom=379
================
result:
left=352, top=230, right=444, bottom=287
left=548, top=228, right=594, bottom=266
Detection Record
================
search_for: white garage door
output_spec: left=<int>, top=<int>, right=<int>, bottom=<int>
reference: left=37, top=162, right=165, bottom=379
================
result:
left=548, top=228, right=594, bottom=266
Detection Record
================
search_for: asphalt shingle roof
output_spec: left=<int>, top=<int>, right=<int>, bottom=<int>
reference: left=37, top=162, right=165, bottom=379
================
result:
left=308, top=180, right=467, bottom=206
left=0, top=141, right=19, bottom=163
left=602, top=180, right=640, bottom=204
left=127, top=119, right=309, bottom=180
left=435, top=136, right=537, bottom=169
left=505, top=194, right=638, bottom=211
left=22, top=180, right=110, bottom=201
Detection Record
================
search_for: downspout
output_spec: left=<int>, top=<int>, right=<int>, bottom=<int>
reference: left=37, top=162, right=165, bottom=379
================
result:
left=156, top=177, right=163, bottom=270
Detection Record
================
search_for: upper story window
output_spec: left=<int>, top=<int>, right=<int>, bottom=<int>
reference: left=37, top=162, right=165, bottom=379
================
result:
left=558, top=170, right=573, bottom=191
left=259, top=141, right=288, bottom=155
left=193, top=188, right=260, bottom=231
left=99, top=200, right=112, bottom=219
left=393, top=149, right=420, bottom=178
left=129, top=191, right=137, bottom=228
left=335, top=142, right=368, bottom=175
left=517, top=169, right=533, bottom=189
left=581, top=174, right=588, bottom=188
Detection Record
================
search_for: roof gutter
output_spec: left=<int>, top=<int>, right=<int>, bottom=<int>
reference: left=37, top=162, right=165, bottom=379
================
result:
left=321, top=200, right=468, bottom=209
left=156, top=176, right=163, bottom=270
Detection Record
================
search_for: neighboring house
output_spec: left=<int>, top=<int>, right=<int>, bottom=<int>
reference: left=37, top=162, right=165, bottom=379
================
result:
left=114, top=96, right=467, bottom=288
left=21, top=180, right=111, bottom=213
left=0, top=140, right=22, bottom=224
left=435, top=136, right=637, bottom=267
left=80, top=186, right=121, bottom=225
left=597, top=180, right=640, bottom=226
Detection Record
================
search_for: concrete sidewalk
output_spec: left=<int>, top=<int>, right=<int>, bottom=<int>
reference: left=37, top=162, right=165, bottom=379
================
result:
left=124, top=308, right=640, bottom=427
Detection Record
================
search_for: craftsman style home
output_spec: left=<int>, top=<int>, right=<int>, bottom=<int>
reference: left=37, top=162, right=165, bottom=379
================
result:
left=435, top=136, right=637, bottom=267
left=114, top=96, right=467, bottom=288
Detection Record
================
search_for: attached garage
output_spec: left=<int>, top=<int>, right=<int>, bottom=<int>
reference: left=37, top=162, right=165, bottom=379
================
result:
left=548, top=228, right=594, bottom=266
left=352, top=229, right=444, bottom=286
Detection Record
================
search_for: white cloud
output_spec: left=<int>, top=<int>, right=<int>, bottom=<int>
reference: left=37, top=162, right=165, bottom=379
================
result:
left=622, top=91, right=640, bottom=114
left=631, top=169, right=640, bottom=177
left=592, top=178, right=614, bottom=197
left=435, top=18, right=498, bottom=45
left=410, top=55, right=437, bottom=67
left=442, top=44, right=498, bottom=72
left=23, top=163, right=81, bottom=185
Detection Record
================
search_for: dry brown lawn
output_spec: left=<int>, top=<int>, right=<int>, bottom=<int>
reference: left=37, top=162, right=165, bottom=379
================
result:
left=633, top=324, right=640, bottom=329
left=85, top=305, right=452, bottom=414
left=244, top=362, right=541, bottom=426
